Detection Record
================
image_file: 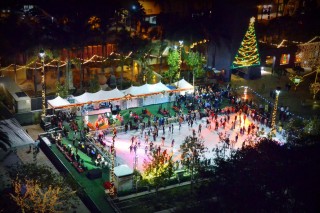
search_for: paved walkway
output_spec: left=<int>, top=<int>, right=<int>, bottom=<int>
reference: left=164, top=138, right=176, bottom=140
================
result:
left=231, top=71, right=320, bottom=119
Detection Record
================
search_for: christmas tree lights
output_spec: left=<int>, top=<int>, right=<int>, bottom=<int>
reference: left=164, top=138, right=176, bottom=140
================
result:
left=231, top=17, right=260, bottom=69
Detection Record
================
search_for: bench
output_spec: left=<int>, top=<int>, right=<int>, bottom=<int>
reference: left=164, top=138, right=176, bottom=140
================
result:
left=73, top=162, right=84, bottom=173
left=172, top=106, right=180, bottom=113
left=65, top=153, right=73, bottom=162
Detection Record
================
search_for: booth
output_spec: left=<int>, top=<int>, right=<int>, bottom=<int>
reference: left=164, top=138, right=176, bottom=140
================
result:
left=114, top=164, right=133, bottom=193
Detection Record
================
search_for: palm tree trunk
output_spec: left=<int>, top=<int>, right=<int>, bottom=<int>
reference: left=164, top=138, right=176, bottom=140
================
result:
left=34, top=61, right=37, bottom=96
left=121, top=65, right=124, bottom=89
left=57, top=60, right=60, bottom=83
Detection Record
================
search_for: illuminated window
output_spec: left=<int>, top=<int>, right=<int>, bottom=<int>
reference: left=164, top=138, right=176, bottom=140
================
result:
left=280, top=54, right=290, bottom=65
left=295, top=52, right=302, bottom=64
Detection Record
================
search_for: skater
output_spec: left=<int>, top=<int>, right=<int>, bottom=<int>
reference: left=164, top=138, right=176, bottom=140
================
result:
left=198, top=124, right=202, bottom=133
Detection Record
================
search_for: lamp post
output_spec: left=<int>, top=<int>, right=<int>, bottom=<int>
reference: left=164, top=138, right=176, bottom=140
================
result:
left=243, top=86, right=248, bottom=101
left=109, top=133, right=116, bottom=198
left=270, top=87, right=280, bottom=137
left=178, top=41, right=183, bottom=79
left=39, top=49, right=46, bottom=119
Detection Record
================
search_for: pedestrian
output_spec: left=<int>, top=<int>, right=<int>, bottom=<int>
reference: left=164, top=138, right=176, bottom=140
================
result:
left=125, top=123, right=128, bottom=133
left=171, top=139, right=175, bottom=147
left=171, top=124, right=174, bottom=133
left=198, top=124, right=202, bottom=133
left=192, top=129, right=196, bottom=137
left=145, top=145, right=148, bottom=155
left=235, top=134, right=238, bottom=143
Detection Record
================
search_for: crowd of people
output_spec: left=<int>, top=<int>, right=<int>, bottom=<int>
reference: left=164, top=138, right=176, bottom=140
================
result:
left=43, top=82, right=292, bottom=175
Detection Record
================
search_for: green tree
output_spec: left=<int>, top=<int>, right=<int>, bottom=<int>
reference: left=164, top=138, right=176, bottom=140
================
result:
left=175, top=137, right=320, bottom=212
left=180, top=133, right=207, bottom=190
left=88, top=74, right=100, bottom=93
left=117, top=53, right=133, bottom=89
left=185, top=51, right=205, bottom=89
left=231, top=17, right=260, bottom=69
left=285, top=117, right=320, bottom=147
left=164, top=48, right=180, bottom=84
left=6, top=163, right=81, bottom=212
left=56, top=81, right=69, bottom=98
left=142, top=149, right=174, bottom=193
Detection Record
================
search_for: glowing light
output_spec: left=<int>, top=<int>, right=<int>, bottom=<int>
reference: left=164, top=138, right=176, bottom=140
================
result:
left=39, top=49, right=46, bottom=118
left=243, top=86, right=248, bottom=100
left=231, top=17, right=261, bottom=69
left=269, top=88, right=280, bottom=138
left=0, top=52, right=132, bottom=73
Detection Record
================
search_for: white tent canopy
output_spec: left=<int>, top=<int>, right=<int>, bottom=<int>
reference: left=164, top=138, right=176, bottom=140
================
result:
left=48, top=96, right=71, bottom=108
left=173, top=79, right=194, bottom=90
left=73, top=92, right=92, bottom=104
left=122, top=82, right=170, bottom=96
left=47, top=83, right=172, bottom=109
left=73, top=88, right=125, bottom=104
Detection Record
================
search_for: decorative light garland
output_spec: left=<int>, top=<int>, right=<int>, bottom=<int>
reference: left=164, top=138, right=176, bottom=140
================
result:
left=297, top=37, right=320, bottom=68
left=190, top=39, right=209, bottom=49
left=0, top=52, right=132, bottom=72
left=236, top=86, right=305, bottom=120
left=310, top=66, right=320, bottom=99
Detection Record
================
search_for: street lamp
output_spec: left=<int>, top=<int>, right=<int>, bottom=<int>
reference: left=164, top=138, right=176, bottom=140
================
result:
left=178, top=41, right=183, bottom=79
left=39, top=49, right=46, bottom=119
left=243, top=86, right=248, bottom=100
left=109, top=133, right=116, bottom=197
left=270, top=87, right=281, bottom=137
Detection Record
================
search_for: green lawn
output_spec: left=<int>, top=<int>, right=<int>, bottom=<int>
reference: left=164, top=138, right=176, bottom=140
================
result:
left=51, top=142, right=112, bottom=212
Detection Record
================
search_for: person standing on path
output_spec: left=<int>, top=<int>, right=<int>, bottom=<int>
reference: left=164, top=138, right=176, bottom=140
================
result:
left=171, top=139, right=175, bottom=147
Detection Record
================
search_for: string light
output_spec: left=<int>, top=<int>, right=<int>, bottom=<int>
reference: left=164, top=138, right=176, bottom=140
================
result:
left=236, top=86, right=305, bottom=120
left=232, top=17, right=260, bottom=69
left=190, top=39, right=209, bottom=49
left=0, top=52, right=133, bottom=72
left=310, top=66, right=320, bottom=99
left=297, top=36, right=320, bottom=68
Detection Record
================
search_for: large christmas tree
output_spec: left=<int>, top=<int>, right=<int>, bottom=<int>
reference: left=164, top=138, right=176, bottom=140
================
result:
left=231, top=17, right=260, bottom=69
